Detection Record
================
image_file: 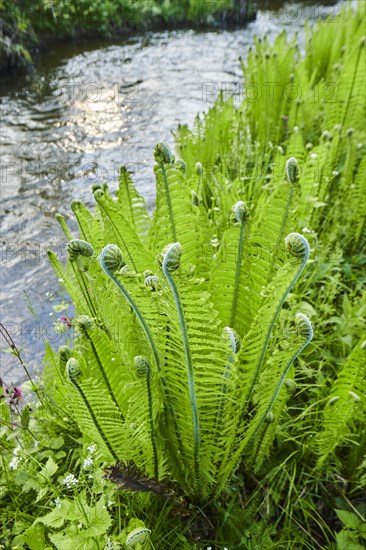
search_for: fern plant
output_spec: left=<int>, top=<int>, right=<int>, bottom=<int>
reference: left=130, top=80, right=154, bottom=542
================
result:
left=175, top=0, right=366, bottom=473
left=47, top=143, right=313, bottom=505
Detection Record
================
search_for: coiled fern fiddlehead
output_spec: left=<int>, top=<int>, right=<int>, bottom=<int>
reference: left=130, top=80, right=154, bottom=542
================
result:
left=100, top=245, right=160, bottom=369
left=244, top=232, right=310, bottom=407
left=230, top=201, right=249, bottom=328
left=248, top=313, right=313, bottom=463
left=154, top=142, right=177, bottom=242
left=66, top=239, right=98, bottom=320
left=162, top=242, right=201, bottom=491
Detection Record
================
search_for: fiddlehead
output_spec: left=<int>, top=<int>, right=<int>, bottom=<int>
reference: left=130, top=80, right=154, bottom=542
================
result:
left=175, top=159, right=187, bottom=174
left=285, top=156, right=300, bottom=183
left=154, top=142, right=177, bottom=241
left=100, top=243, right=126, bottom=272
left=154, top=142, right=173, bottom=164
left=100, top=245, right=160, bottom=369
left=230, top=200, right=249, bottom=327
left=66, top=239, right=94, bottom=262
left=162, top=242, right=201, bottom=490
left=66, top=239, right=98, bottom=319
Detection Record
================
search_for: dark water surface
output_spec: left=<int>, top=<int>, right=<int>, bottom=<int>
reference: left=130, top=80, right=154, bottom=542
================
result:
left=0, top=1, right=341, bottom=382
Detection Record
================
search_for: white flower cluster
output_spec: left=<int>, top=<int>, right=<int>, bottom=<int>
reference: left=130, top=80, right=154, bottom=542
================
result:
left=63, top=473, right=79, bottom=489
left=87, top=444, right=96, bottom=454
left=83, top=444, right=97, bottom=470
left=9, top=447, right=22, bottom=470
left=54, top=497, right=62, bottom=508
left=83, top=457, right=93, bottom=469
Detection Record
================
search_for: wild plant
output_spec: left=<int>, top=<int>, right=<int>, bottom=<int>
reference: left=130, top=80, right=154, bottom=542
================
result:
left=45, top=140, right=313, bottom=545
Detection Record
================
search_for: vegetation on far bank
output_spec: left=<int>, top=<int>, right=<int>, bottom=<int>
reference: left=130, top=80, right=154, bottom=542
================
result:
left=1, top=1, right=365, bottom=549
left=0, top=0, right=256, bottom=72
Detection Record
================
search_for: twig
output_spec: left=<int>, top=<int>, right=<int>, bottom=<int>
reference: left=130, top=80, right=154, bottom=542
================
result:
left=0, top=322, right=44, bottom=405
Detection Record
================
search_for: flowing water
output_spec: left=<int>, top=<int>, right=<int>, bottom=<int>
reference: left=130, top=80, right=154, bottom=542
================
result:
left=0, top=0, right=340, bottom=382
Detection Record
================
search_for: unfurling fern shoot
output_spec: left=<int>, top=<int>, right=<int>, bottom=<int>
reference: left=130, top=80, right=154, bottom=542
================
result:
left=135, top=356, right=159, bottom=479
left=258, top=313, right=313, bottom=430
left=154, top=142, right=177, bottom=241
left=66, top=239, right=97, bottom=319
left=285, top=156, right=300, bottom=183
left=154, top=142, right=173, bottom=165
left=100, top=245, right=160, bottom=372
left=243, top=233, right=310, bottom=408
left=162, top=242, right=201, bottom=489
left=66, top=239, right=94, bottom=261
left=230, top=200, right=249, bottom=327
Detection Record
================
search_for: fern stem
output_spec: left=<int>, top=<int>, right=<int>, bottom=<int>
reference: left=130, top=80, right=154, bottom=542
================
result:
left=230, top=219, right=245, bottom=328
left=101, top=262, right=160, bottom=368
left=223, top=314, right=313, bottom=485
left=212, top=329, right=237, bottom=470
left=70, top=262, right=98, bottom=320
left=243, top=238, right=309, bottom=408
left=161, top=164, right=177, bottom=242
left=136, top=357, right=159, bottom=479
left=163, top=244, right=200, bottom=490
left=146, top=374, right=159, bottom=479
left=267, top=182, right=296, bottom=281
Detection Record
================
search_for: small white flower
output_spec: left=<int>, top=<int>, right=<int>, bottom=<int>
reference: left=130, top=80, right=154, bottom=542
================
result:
left=87, top=444, right=97, bottom=455
left=78, top=522, right=83, bottom=529
left=107, top=500, right=113, bottom=507
left=310, top=153, right=318, bottom=159
left=88, top=474, right=93, bottom=479
left=83, top=457, right=93, bottom=469
left=63, top=473, right=79, bottom=489
left=9, top=456, right=21, bottom=470
left=54, top=497, right=61, bottom=508
left=13, top=446, right=21, bottom=456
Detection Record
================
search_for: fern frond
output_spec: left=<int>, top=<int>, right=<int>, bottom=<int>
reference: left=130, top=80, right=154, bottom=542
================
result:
left=65, top=358, right=126, bottom=462
left=316, top=341, right=366, bottom=467
left=116, top=166, right=151, bottom=245
left=94, top=189, right=154, bottom=273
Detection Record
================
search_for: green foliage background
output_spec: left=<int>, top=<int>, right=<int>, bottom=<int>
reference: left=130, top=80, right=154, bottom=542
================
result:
left=0, top=0, right=256, bottom=70
left=1, top=2, right=365, bottom=549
